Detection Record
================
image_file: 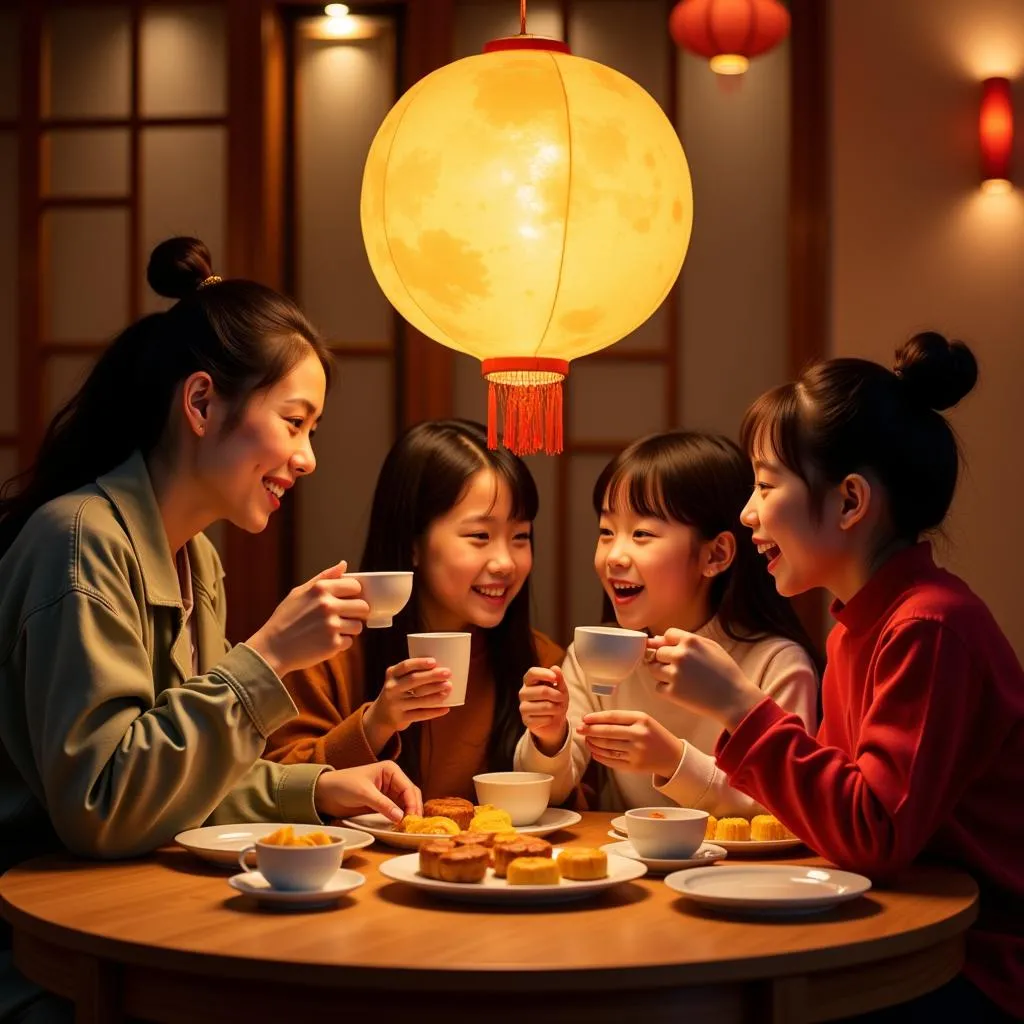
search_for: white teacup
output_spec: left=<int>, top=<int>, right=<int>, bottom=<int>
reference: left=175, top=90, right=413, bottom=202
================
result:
left=625, top=806, right=709, bottom=860
left=407, top=632, right=471, bottom=706
left=237, top=837, right=345, bottom=891
left=346, top=571, right=413, bottom=628
left=574, top=625, right=647, bottom=695
left=473, top=771, right=553, bottom=826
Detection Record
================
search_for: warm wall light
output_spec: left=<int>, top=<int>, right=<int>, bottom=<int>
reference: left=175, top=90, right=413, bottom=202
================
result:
left=324, top=3, right=349, bottom=14
left=980, top=77, right=1013, bottom=194
left=669, top=0, right=790, bottom=76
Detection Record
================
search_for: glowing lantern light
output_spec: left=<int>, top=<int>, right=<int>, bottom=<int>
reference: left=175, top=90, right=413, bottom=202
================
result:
left=669, top=0, right=790, bottom=76
left=980, top=77, right=1013, bottom=194
left=360, top=24, right=692, bottom=454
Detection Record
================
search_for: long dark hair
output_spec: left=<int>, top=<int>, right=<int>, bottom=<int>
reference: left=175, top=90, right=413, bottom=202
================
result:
left=739, top=332, right=978, bottom=544
left=593, top=431, right=823, bottom=673
left=0, top=237, right=331, bottom=558
left=359, top=419, right=540, bottom=776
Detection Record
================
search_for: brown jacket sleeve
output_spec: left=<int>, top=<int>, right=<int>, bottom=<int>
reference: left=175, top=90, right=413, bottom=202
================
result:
left=263, top=642, right=400, bottom=769
left=532, top=629, right=566, bottom=669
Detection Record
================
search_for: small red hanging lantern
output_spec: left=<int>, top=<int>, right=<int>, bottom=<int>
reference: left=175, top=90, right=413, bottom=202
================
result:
left=669, top=0, right=790, bottom=76
left=980, top=77, right=1013, bottom=194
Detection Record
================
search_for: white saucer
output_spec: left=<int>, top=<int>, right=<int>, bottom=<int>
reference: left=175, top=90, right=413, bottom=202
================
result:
left=378, top=847, right=645, bottom=904
left=343, top=807, right=582, bottom=850
left=176, top=823, right=374, bottom=868
left=228, top=868, right=365, bottom=908
left=601, top=839, right=727, bottom=873
left=608, top=817, right=804, bottom=857
left=664, top=864, right=871, bottom=916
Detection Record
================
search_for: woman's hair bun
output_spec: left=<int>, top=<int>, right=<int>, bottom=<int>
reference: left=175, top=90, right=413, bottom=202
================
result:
left=893, top=331, right=978, bottom=412
left=146, top=237, right=215, bottom=300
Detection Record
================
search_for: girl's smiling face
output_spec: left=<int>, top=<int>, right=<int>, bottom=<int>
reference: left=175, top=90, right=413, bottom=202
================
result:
left=415, top=468, right=534, bottom=633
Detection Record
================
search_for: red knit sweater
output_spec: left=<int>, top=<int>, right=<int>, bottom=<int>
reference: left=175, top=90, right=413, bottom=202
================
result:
left=715, top=543, right=1024, bottom=1016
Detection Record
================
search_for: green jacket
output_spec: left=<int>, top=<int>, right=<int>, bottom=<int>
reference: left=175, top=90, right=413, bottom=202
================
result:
left=0, top=451, right=326, bottom=865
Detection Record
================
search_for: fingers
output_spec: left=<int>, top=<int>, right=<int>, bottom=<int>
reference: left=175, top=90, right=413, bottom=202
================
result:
left=581, top=710, right=640, bottom=727
left=578, top=722, right=634, bottom=741
left=379, top=761, right=423, bottom=818
left=311, top=559, right=348, bottom=582
left=389, top=666, right=451, bottom=692
left=387, top=657, right=439, bottom=680
left=523, top=666, right=561, bottom=688
left=519, top=684, right=568, bottom=705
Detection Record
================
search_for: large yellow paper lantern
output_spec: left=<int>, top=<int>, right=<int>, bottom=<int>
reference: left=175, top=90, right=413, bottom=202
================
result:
left=361, top=36, right=693, bottom=454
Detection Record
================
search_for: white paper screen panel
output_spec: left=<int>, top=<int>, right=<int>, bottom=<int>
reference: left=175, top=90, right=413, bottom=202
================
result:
left=296, top=28, right=396, bottom=347
left=0, top=134, right=16, bottom=435
left=48, top=8, right=131, bottom=118
left=140, top=6, right=227, bottom=117
left=46, top=130, right=130, bottom=197
left=140, top=127, right=226, bottom=313
left=45, top=208, right=129, bottom=343
left=296, top=359, right=394, bottom=583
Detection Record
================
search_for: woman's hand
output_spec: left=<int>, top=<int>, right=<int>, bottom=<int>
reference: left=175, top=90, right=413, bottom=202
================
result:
left=518, top=666, right=570, bottom=756
left=576, top=710, right=683, bottom=779
left=362, top=658, right=452, bottom=755
left=313, top=761, right=423, bottom=823
left=646, top=629, right=763, bottom=731
left=245, top=560, right=370, bottom=677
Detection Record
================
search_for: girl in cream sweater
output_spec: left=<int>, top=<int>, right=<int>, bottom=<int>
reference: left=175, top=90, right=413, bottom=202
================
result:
left=515, top=431, right=820, bottom=815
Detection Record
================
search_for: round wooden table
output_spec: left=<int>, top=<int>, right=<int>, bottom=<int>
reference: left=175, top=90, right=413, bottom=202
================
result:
left=0, top=813, right=977, bottom=1024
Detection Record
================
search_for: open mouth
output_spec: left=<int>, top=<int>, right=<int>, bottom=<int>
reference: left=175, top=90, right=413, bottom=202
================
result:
left=756, top=541, right=782, bottom=571
left=472, top=584, right=509, bottom=605
left=609, top=580, right=645, bottom=603
left=263, top=478, right=285, bottom=510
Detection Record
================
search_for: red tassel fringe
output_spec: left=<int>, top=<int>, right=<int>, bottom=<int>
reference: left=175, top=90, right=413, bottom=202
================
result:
left=486, top=378, right=564, bottom=455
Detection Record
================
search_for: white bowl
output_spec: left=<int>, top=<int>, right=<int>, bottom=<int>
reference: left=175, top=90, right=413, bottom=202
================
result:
left=347, top=571, right=413, bottom=628
left=574, top=625, right=647, bottom=695
left=472, top=771, right=553, bottom=826
left=625, top=806, right=709, bottom=860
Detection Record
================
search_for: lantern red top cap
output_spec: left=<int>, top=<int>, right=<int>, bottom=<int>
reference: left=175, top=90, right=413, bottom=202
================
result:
left=669, top=0, right=790, bottom=60
left=483, top=36, right=571, bottom=55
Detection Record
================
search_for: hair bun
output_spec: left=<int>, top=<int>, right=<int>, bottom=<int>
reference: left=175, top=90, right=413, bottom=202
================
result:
left=146, top=237, right=215, bottom=300
left=893, top=332, right=978, bottom=411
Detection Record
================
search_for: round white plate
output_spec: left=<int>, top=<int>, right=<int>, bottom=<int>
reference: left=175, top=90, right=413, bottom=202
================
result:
left=175, top=823, right=374, bottom=867
left=343, top=807, right=582, bottom=850
left=228, top=868, right=365, bottom=908
left=664, top=864, right=871, bottom=916
left=608, top=817, right=803, bottom=857
left=378, top=847, right=646, bottom=904
left=601, top=839, right=727, bottom=874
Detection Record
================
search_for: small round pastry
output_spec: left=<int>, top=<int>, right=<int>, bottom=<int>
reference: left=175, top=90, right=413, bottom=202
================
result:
left=468, top=808, right=514, bottom=834
left=451, top=832, right=492, bottom=849
left=419, top=839, right=455, bottom=879
left=506, top=856, right=561, bottom=885
left=751, top=814, right=791, bottom=841
left=704, top=815, right=718, bottom=841
left=715, top=817, right=751, bottom=842
left=492, top=836, right=553, bottom=878
left=416, top=816, right=461, bottom=836
left=557, top=847, right=608, bottom=880
left=424, top=797, right=475, bottom=831
left=436, top=845, right=489, bottom=883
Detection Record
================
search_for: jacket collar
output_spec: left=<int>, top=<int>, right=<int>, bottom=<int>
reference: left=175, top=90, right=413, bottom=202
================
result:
left=96, top=451, right=183, bottom=609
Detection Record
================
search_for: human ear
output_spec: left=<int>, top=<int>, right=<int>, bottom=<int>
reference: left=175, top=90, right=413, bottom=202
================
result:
left=837, top=474, right=872, bottom=531
left=702, top=530, right=737, bottom=577
left=182, top=372, right=216, bottom=438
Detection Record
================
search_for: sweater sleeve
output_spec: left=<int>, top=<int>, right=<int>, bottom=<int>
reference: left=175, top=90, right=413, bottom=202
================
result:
left=263, top=653, right=399, bottom=769
left=514, top=644, right=596, bottom=804
left=714, top=620, right=984, bottom=877
left=655, top=642, right=819, bottom=815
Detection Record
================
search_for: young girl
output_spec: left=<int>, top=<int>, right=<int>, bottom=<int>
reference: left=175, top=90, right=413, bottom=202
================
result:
left=647, top=334, right=1022, bottom=1020
left=515, top=431, right=820, bottom=814
left=264, top=419, right=564, bottom=801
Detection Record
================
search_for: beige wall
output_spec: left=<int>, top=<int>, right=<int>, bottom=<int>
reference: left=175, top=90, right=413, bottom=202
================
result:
left=832, top=0, right=1024, bottom=655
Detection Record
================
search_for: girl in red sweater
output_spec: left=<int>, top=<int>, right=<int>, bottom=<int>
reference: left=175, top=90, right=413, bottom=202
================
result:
left=647, top=333, right=1023, bottom=1021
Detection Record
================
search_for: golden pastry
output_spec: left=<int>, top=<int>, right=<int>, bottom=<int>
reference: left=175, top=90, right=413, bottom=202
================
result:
left=468, top=808, right=514, bottom=834
left=392, top=814, right=425, bottom=834
left=260, top=826, right=336, bottom=847
left=507, top=857, right=561, bottom=885
left=436, top=845, right=489, bottom=883
left=715, top=817, right=751, bottom=842
left=704, top=815, right=718, bottom=841
left=418, top=839, right=455, bottom=879
left=423, top=797, right=475, bottom=831
left=492, top=836, right=552, bottom=878
left=751, top=814, right=791, bottom=841
left=450, top=832, right=492, bottom=849
left=557, top=847, right=608, bottom=880
left=415, top=816, right=461, bottom=836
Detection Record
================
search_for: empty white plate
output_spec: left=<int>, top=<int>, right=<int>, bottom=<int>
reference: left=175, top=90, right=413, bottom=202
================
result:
left=601, top=839, right=726, bottom=873
left=664, top=864, right=871, bottom=916
left=228, top=868, right=365, bottom=908
left=175, top=823, right=374, bottom=867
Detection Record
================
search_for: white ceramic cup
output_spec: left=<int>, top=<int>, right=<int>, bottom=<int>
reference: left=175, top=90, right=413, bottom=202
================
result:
left=574, top=625, right=648, bottom=695
left=625, top=806, right=709, bottom=860
left=237, top=837, right=346, bottom=891
left=407, top=632, right=471, bottom=706
left=346, top=571, right=414, bottom=628
left=472, top=771, right=553, bottom=826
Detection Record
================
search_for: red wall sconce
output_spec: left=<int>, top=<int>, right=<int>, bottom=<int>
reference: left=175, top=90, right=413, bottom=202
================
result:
left=668, top=0, right=790, bottom=76
left=980, top=77, right=1013, bottom=194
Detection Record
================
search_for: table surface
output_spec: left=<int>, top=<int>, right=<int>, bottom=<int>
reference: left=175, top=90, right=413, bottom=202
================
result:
left=0, top=812, right=978, bottom=995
